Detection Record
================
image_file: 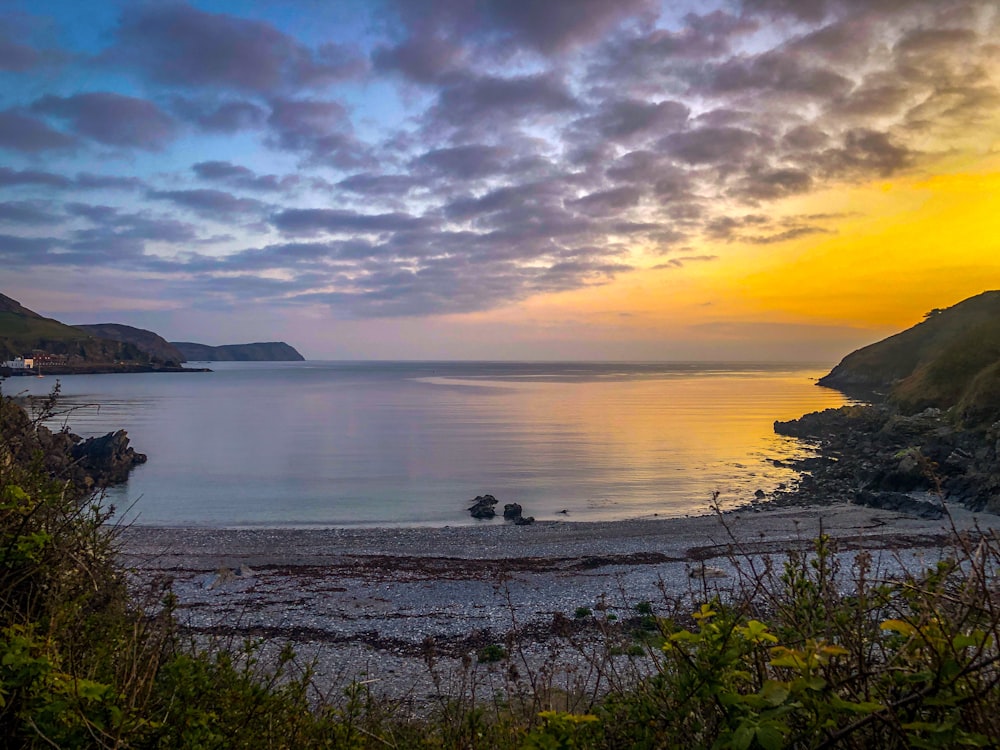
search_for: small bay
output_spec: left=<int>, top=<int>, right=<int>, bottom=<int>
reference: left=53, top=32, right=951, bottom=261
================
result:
left=8, top=361, right=853, bottom=527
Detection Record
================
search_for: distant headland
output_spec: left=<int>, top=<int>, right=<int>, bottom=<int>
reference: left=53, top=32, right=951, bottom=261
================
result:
left=0, top=292, right=303, bottom=376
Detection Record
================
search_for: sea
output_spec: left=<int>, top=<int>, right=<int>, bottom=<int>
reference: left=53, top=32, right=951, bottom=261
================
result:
left=5, top=361, right=855, bottom=528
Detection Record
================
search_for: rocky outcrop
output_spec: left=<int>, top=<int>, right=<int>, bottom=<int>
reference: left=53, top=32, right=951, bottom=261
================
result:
left=773, top=404, right=1000, bottom=514
left=71, top=430, right=147, bottom=486
left=1, top=396, right=146, bottom=492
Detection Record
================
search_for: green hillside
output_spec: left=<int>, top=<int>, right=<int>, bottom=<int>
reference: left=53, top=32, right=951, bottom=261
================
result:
left=0, top=293, right=149, bottom=364
left=75, top=323, right=185, bottom=364
left=819, top=290, right=1000, bottom=425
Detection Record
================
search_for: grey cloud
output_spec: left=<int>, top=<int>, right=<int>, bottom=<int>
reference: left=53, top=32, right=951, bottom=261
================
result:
left=193, top=161, right=299, bottom=192
left=485, top=0, right=655, bottom=54
left=32, top=92, right=177, bottom=150
left=0, top=110, right=77, bottom=152
left=831, top=83, right=913, bottom=118
left=0, top=233, right=58, bottom=263
left=568, top=186, right=643, bottom=215
left=337, top=173, right=419, bottom=197
left=413, top=144, right=515, bottom=179
left=732, top=167, right=813, bottom=201
left=783, top=125, right=830, bottom=150
left=148, top=189, right=267, bottom=218
left=74, top=173, right=145, bottom=190
left=0, top=34, right=41, bottom=72
left=814, top=128, right=914, bottom=178
left=895, top=28, right=978, bottom=57
left=0, top=201, right=62, bottom=225
left=704, top=51, right=854, bottom=99
left=745, top=226, right=833, bottom=244
left=272, top=208, right=431, bottom=236
left=172, top=98, right=268, bottom=132
left=111, top=3, right=366, bottom=93
left=576, top=99, right=689, bottom=142
left=430, top=73, right=577, bottom=130
left=267, top=98, right=372, bottom=168
left=588, top=11, right=757, bottom=90
left=653, top=254, right=717, bottom=269
left=661, top=126, right=767, bottom=165
left=0, top=167, right=72, bottom=188
left=373, top=34, right=463, bottom=83
left=66, top=203, right=201, bottom=244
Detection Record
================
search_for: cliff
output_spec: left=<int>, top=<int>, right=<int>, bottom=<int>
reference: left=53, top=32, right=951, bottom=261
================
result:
left=818, top=290, right=1000, bottom=426
left=170, top=341, right=305, bottom=362
left=75, top=323, right=185, bottom=365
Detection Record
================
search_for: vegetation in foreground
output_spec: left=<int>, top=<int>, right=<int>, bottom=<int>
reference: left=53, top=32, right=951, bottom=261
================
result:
left=2, top=393, right=999, bottom=748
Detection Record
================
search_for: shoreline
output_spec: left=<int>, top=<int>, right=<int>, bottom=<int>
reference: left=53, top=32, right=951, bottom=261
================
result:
left=119, top=502, right=998, bottom=699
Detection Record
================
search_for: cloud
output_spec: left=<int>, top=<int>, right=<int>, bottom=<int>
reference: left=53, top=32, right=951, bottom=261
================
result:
left=429, top=72, right=578, bottom=132
left=74, top=173, right=146, bottom=191
left=266, top=98, right=371, bottom=168
left=0, top=201, right=62, bottom=225
left=32, top=93, right=177, bottom=150
left=0, top=110, right=76, bottom=152
left=568, top=186, right=643, bottom=215
left=574, top=99, right=689, bottom=143
left=272, top=208, right=432, bottom=236
left=484, top=0, right=656, bottom=54
left=372, top=33, right=463, bottom=83
left=0, top=167, right=72, bottom=188
left=0, top=34, right=42, bottom=72
left=661, top=126, right=768, bottom=165
left=337, top=173, right=419, bottom=197
left=192, top=161, right=298, bottom=192
left=148, top=189, right=268, bottom=218
left=171, top=98, right=268, bottom=132
left=110, top=2, right=366, bottom=93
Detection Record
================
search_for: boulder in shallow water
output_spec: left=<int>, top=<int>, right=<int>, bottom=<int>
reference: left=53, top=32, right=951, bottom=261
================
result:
left=502, top=502, right=523, bottom=520
left=468, top=494, right=498, bottom=519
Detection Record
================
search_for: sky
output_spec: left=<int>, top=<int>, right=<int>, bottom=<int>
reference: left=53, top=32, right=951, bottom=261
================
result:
left=1, top=0, right=998, bottom=361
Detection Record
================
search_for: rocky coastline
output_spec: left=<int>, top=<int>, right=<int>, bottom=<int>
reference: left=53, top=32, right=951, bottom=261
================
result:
left=771, top=403, right=1000, bottom=516
left=0, top=395, right=147, bottom=489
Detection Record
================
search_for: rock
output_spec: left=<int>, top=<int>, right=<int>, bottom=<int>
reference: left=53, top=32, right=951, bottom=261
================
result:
left=688, top=563, right=728, bottom=579
left=514, top=515, right=535, bottom=526
left=70, top=429, right=147, bottom=486
left=754, top=489, right=766, bottom=500
left=852, top=490, right=943, bottom=519
left=502, top=503, right=523, bottom=520
left=468, top=494, right=498, bottom=519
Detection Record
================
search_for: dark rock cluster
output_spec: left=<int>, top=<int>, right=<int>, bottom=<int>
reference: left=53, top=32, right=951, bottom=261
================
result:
left=773, top=404, right=1000, bottom=515
left=1, top=396, right=146, bottom=492
left=467, top=494, right=535, bottom=524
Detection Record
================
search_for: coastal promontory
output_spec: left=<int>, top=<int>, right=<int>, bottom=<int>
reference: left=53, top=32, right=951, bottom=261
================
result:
left=170, top=341, right=305, bottom=361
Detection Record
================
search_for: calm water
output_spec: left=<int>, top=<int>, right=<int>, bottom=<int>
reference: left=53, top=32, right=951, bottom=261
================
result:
left=6, top=362, right=853, bottom=527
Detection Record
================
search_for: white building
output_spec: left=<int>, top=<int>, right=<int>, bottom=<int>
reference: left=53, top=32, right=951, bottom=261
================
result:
left=2, top=356, right=33, bottom=369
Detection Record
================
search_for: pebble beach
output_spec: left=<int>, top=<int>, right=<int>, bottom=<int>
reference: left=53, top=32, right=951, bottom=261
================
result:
left=118, top=503, right=999, bottom=702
